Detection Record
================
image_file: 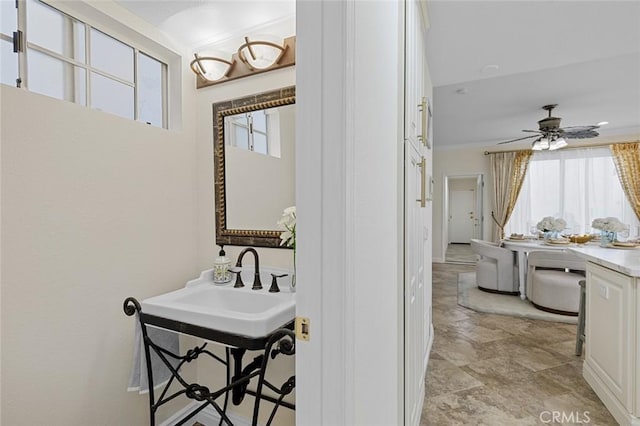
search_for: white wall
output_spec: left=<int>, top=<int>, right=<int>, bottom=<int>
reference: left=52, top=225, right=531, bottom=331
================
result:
left=0, top=2, right=203, bottom=424
left=432, top=146, right=493, bottom=262
left=0, top=83, right=199, bottom=424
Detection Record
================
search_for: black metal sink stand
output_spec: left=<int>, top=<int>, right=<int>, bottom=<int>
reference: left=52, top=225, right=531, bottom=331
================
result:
left=123, top=297, right=295, bottom=426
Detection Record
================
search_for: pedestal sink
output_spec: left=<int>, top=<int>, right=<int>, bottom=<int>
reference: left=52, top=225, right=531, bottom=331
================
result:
left=141, top=268, right=295, bottom=338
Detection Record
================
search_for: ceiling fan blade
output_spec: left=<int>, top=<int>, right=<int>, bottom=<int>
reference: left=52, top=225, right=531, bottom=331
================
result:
left=497, top=135, right=540, bottom=145
left=564, top=130, right=599, bottom=139
left=560, top=125, right=599, bottom=133
left=522, top=129, right=542, bottom=133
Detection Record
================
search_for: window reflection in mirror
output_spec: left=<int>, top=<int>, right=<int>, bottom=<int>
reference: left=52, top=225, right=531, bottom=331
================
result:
left=225, top=107, right=287, bottom=158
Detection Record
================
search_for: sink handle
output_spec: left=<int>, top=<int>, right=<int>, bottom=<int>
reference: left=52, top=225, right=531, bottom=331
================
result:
left=229, top=267, right=244, bottom=288
left=269, top=273, right=288, bottom=293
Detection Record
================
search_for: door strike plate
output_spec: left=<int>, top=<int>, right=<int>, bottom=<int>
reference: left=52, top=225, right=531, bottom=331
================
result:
left=295, top=316, right=310, bottom=341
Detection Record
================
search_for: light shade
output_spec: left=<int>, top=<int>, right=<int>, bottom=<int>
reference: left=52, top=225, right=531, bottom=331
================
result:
left=190, top=53, right=233, bottom=82
left=532, top=136, right=568, bottom=151
left=532, top=138, right=550, bottom=151
left=549, top=137, right=567, bottom=151
left=237, top=36, right=287, bottom=70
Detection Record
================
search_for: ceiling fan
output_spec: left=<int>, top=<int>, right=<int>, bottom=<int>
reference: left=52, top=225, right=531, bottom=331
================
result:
left=498, top=104, right=602, bottom=151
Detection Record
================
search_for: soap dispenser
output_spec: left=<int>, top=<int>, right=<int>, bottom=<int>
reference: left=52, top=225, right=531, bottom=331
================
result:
left=213, top=245, right=232, bottom=284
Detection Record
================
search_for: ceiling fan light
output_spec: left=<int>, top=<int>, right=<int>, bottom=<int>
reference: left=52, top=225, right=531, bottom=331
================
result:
left=539, top=138, right=550, bottom=150
left=532, top=141, right=544, bottom=151
left=597, top=121, right=609, bottom=126
left=549, top=138, right=568, bottom=150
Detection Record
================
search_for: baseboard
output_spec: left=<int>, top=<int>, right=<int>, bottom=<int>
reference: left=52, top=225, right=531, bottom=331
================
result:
left=159, top=401, right=253, bottom=426
left=423, top=323, right=434, bottom=374
left=432, top=257, right=445, bottom=263
left=583, top=362, right=640, bottom=426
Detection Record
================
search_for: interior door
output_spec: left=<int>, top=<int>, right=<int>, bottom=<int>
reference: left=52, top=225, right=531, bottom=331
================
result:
left=449, top=189, right=476, bottom=243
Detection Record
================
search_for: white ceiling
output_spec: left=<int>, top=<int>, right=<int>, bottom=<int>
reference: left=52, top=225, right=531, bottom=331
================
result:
left=426, top=0, right=640, bottom=150
left=115, top=0, right=295, bottom=51
left=114, top=0, right=639, bottom=151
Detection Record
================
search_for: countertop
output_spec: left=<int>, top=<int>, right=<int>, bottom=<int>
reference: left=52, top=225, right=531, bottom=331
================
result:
left=569, top=245, right=640, bottom=277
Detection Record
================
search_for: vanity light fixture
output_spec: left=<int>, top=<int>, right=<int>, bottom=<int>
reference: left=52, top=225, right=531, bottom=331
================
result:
left=237, top=36, right=287, bottom=70
left=191, top=36, right=296, bottom=89
left=190, top=52, right=233, bottom=82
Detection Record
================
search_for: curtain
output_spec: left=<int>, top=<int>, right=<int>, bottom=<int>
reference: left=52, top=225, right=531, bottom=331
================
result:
left=610, top=142, right=640, bottom=221
left=505, top=147, right=640, bottom=237
left=490, top=150, right=532, bottom=241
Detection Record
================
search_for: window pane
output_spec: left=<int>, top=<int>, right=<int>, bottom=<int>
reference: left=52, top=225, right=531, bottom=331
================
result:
left=1, top=38, right=17, bottom=86
left=138, top=52, right=163, bottom=127
left=1, top=0, right=16, bottom=35
left=27, top=0, right=85, bottom=62
left=252, top=110, right=267, bottom=132
left=28, top=49, right=85, bottom=104
left=74, top=67, right=87, bottom=106
left=253, top=132, right=268, bottom=155
left=90, top=28, right=133, bottom=82
left=91, top=72, right=133, bottom=119
left=233, top=126, right=249, bottom=150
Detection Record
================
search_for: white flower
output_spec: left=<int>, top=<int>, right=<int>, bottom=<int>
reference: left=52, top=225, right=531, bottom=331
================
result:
left=277, top=206, right=296, bottom=248
left=536, top=216, right=566, bottom=232
left=592, top=217, right=627, bottom=233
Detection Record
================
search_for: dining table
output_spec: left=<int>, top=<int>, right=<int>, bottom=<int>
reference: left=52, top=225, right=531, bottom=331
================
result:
left=501, top=238, right=577, bottom=300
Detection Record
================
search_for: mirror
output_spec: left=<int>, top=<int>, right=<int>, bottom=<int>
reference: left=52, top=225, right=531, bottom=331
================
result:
left=213, top=86, right=296, bottom=248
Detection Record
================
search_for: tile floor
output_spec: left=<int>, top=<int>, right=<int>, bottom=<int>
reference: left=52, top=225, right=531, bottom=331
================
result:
left=421, top=263, right=616, bottom=425
left=445, top=243, right=477, bottom=264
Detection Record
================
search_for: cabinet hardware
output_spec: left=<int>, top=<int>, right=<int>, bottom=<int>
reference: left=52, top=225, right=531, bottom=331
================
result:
left=416, top=156, right=426, bottom=207
left=417, top=97, right=427, bottom=146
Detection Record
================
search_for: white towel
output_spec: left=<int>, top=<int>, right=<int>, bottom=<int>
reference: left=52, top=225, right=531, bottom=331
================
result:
left=127, top=313, right=181, bottom=394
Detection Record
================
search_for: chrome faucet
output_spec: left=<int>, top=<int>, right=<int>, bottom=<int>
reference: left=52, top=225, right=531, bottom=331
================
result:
left=234, top=248, right=262, bottom=290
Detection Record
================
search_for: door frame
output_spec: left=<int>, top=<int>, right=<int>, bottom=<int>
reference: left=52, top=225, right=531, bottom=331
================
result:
left=442, top=174, right=484, bottom=258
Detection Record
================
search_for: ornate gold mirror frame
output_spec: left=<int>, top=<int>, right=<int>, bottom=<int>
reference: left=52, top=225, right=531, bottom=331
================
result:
left=213, top=86, right=296, bottom=248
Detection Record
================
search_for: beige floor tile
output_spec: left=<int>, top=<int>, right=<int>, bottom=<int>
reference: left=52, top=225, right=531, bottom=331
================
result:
left=425, top=358, right=484, bottom=397
left=422, top=263, right=614, bottom=425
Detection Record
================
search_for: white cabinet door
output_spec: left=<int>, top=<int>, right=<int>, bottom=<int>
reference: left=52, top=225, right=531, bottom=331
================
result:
left=405, top=137, right=425, bottom=426
left=586, top=263, right=635, bottom=412
left=404, top=0, right=423, bottom=150
left=404, top=1, right=431, bottom=425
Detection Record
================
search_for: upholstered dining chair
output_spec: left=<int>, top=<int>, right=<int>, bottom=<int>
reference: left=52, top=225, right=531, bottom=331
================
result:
left=526, top=251, right=586, bottom=316
left=470, top=239, right=519, bottom=294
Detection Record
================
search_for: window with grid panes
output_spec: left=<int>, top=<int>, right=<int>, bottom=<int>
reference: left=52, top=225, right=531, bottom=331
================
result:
left=0, top=0, right=167, bottom=128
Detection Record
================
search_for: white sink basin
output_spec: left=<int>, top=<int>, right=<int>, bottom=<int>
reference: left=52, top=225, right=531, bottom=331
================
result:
left=141, top=268, right=295, bottom=338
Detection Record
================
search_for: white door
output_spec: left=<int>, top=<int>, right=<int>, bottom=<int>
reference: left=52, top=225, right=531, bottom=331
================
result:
left=449, top=189, right=476, bottom=243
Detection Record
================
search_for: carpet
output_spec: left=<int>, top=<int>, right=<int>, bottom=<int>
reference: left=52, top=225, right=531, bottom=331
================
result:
left=457, top=271, right=577, bottom=324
